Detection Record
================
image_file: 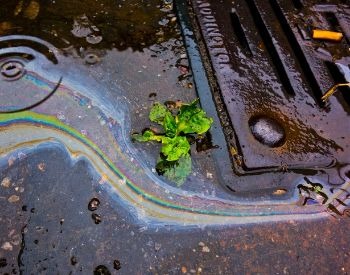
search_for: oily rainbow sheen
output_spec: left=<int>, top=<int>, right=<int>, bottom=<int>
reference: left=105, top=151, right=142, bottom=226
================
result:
left=0, top=111, right=331, bottom=226
left=0, top=112, right=179, bottom=211
left=0, top=35, right=341, bottom=226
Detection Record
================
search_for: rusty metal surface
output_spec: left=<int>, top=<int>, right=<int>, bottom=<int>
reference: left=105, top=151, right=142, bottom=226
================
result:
left=190, top=0, right=350, bottom=180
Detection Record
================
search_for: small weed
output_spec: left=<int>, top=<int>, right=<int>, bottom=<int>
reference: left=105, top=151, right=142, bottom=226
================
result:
left=132, top=99, right=213, bottom=185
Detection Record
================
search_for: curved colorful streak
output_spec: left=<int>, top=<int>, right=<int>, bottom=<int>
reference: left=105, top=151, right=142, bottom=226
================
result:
left=0, top=59, right=62, bottom=112
left=0, top=111, right=331, bottom=225
left=23, top=72, right=58, bottom=91
left=1, top=35, right=347, bottom=225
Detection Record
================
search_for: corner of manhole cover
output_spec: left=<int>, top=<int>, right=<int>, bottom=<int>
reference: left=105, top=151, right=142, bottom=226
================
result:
left=185, top=0, right=349, bottom=179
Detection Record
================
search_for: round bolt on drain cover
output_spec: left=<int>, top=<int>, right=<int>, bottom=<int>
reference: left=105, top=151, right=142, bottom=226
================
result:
left=249, top=116, right=286, bottom=147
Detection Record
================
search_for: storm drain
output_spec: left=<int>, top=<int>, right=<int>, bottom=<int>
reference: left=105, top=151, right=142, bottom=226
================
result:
left=177, top=0, right=350, bottom=193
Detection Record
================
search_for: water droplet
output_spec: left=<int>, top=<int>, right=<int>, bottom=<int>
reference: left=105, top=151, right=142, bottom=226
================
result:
left=84, top=53, right=100, bottom=65
left=71, top=256, right=78, bottom=266
left=113, top=259, right=121, bottom=270
left=149, top=92, right=157, bottom=98
left=88, top=198, right=100, bottom=211
left=86, top=34, right=103, bottom=44
left=158, top=18, right=169, bottom=26
left=71, top=15, right=93, bottom=38
left=92, top=213, right=102, bottom=224
left=249, top=116, right=285, bottom=147
left=94, top=265, right=111, bottom=275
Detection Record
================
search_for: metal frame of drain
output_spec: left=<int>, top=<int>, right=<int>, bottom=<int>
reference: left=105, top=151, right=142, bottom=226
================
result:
left=176, top=0, right=350, bottom=182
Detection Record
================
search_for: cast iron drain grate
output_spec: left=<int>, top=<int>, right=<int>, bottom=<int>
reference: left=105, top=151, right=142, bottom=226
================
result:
left=177, top=0, right=350, bottom=192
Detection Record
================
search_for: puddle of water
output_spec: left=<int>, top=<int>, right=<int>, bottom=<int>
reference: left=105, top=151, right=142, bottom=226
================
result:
left=0, top=0, right=349, bottom=233
left=0, top=0, right=178, bottom=51
left=0, top=0, right=234, bottom=229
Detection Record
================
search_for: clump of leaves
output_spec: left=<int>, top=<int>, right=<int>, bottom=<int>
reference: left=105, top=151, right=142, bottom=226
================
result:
left=132, top=99, right=213, bottom=185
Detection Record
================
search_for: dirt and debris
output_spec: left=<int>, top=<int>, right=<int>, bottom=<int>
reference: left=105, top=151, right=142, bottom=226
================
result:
left=1, top=242, right=13, bottom=251
left=88, top=198, right=101, bottom=211
left=8, top=195, right=20, bottom=203
left=92, top=213, right=102, bottom=224
left=1, top=177, right=11, bottom=188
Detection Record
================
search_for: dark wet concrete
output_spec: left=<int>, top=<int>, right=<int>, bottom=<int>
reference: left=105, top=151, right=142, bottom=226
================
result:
left=0, top=0, right=178, bottom=51
left=1, top=146, right=350, bottom=274
left=1, top=0, right=350, bottom=273
left=0, top=0, right=221, bottom=188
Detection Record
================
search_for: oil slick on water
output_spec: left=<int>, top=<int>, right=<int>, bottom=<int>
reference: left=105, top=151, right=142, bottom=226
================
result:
left=1, top=34, right=349, bottom=228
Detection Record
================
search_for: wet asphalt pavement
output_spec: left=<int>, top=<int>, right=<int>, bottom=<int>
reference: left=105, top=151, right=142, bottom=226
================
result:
left=1, top=0, right=350, bottom=274
left=1, top=146, right=350, bottom=274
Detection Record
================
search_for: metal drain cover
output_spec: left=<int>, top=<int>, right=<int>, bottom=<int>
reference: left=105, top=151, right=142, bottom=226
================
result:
left=190, top=0, right=350, bottom=173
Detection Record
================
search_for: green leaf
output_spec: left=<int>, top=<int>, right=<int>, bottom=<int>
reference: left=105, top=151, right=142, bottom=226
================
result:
left=132, top=99, right=214, bottom=185
left=156, top=154, right=192, bottom=186
left=149, top=102, right=171, bottom=125
left=163, top=112, right=177, bottom=138
left=161, top=136, right=190, bottom=161
left=177, top=99, right=213, bottom=135
left=132, top=130, right=163, bottom=142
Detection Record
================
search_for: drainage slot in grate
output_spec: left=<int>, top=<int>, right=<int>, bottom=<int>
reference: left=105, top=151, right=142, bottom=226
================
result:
left=230, top=9, right=253, bottom=56
left=325, top=12, right=342, bottom=32
left=187, top=0, right=350, bottom=192
left=245, top=0, right=295, bottom=96
left=291, top=0, right=303, bottom=10
left=269, top=0, right=326, bottom=106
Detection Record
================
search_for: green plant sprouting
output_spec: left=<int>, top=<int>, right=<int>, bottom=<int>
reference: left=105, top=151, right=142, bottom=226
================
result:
left=132, top=99, right=213, bottom=185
